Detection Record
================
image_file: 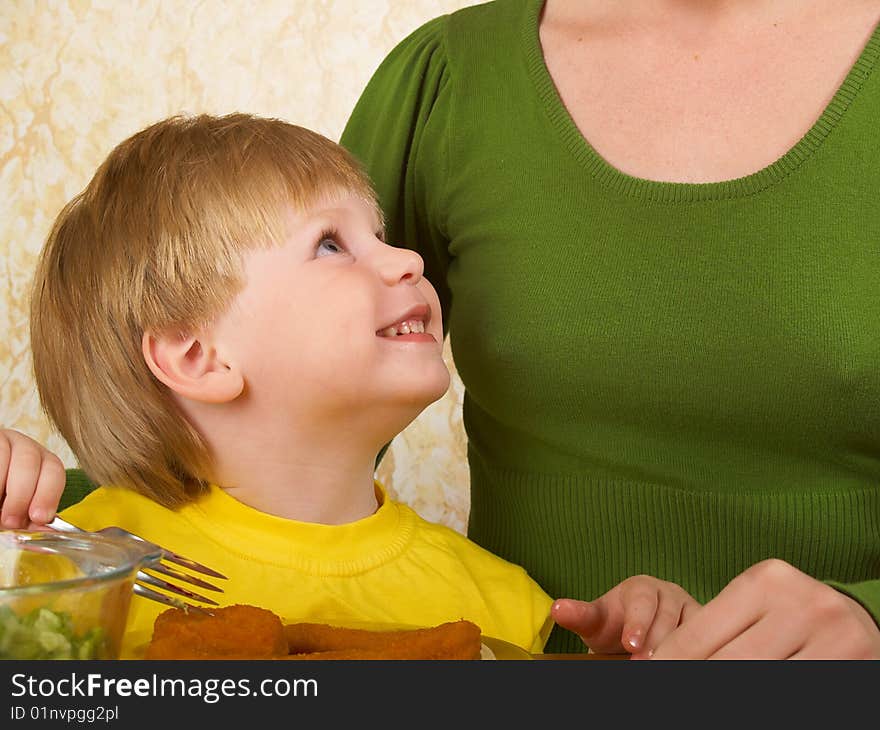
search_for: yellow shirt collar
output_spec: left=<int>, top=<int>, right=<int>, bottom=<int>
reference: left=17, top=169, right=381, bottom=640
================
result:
left=177, top=481, right=416, bottom=574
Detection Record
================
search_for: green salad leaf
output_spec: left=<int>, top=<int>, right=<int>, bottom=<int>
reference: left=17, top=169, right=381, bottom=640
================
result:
left=0, top=605, right=105, bottom=659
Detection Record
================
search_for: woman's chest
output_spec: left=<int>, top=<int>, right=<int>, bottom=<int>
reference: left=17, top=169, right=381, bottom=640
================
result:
left=538, top=5, right=880, bottom=183
left=444, top=173, right=880, bottom=434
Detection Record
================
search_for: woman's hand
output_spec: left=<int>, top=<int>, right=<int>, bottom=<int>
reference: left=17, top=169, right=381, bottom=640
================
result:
left=650, top=558, right=880, bottom=659
left=552, top=575, right=700, bottom=657
left=0, top=429, right=66, bottom=528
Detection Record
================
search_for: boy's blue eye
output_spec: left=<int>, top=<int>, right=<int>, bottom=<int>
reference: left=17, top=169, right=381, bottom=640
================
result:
left=316, top=236, right=344, bottom=257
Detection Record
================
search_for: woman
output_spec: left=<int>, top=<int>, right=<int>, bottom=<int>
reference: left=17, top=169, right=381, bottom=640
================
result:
left=5, top=0, right=880, bottom=656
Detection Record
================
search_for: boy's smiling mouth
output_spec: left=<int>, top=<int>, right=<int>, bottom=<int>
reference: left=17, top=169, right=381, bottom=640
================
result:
left=378, top=319, right=426, bottom=336
left=377, top=305, right=435, bottom=341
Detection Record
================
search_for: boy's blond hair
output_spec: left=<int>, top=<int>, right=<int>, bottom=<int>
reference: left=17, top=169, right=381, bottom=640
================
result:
left=30, top=113, right=381, bottom=507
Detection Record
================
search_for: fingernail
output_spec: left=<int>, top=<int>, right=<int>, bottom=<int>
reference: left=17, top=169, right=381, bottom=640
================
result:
left=626, top=629, right=643, bottom=650
left=30, top=510, right=53, bottom=524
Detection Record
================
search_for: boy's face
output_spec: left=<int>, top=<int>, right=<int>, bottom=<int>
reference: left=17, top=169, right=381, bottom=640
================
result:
left=209, top=191, right=450, bottom=424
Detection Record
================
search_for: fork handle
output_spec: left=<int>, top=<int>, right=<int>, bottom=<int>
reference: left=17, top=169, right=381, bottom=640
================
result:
left=47, top=516, right=84, bottom=533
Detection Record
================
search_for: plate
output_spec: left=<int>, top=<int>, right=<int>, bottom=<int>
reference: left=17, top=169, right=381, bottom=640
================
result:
left=480, top=635, right=533, bottom=660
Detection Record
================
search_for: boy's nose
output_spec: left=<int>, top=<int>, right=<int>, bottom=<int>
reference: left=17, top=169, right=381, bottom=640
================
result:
left=375, top=242, right=424, bottom=285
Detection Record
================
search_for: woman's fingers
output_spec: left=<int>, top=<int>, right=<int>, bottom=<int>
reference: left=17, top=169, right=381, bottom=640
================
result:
left=555, top=577, right=702, bottom=655
left=618, top=580, right=660, bottom=652
left=648, top=559, right=880, bottom=659
left=649, top=577, right=765, bottom=659
left=707, top=615, right=803, bottom=659
left=638, top=591, right=695, bottom=656
left=562, top=561, right=880, bottom=660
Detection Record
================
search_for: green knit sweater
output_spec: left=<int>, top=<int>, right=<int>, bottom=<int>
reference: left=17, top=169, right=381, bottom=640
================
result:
left=339, top=0, right=880, bottom=651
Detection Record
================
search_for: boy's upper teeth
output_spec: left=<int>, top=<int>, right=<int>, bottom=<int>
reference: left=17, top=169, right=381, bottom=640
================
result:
left=379, top=319, right=426, bottom=337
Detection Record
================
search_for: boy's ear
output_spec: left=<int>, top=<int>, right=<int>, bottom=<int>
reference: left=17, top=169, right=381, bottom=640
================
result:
left=142, top=330, right=244, bottom=404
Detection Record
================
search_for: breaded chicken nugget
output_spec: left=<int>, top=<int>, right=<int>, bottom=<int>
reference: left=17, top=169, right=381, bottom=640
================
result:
left=284, top=619, right=482, bottom=660
left=145, top=604, right=288, bottom=659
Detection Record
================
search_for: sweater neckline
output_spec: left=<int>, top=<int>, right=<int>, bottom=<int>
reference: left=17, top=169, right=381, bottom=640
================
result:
left=522, top=0, right=880, bottom=202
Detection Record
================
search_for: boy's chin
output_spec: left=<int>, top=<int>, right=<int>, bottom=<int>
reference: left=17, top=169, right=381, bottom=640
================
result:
left=396, top=381, right=451, bottom=414
left=414, top=373, right=452, bottom=409
left=387, top=369, right=450, bottom=406
left=371, top=379, right=451, bottom=430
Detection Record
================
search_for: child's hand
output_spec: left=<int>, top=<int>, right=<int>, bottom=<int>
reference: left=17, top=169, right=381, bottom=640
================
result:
left=551, top=575, right=700, bottom=658
left=0, top=429, right=66, bottom=528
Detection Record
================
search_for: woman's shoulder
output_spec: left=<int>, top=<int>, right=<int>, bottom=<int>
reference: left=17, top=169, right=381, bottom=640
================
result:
left=381, top=0, right=530, bottom=68
left=445, top=0, right=532, bottom=32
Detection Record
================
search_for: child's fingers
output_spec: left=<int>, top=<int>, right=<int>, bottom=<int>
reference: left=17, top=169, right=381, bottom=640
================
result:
left=0, top=431, right=11, bottom=505
left=28, top=455, right=66, bottom=524
left=1, top=435, right=50, bottom=528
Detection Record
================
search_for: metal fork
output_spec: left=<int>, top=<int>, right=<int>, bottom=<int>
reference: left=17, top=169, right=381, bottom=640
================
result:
left=48, top=516, right=227, bottom=614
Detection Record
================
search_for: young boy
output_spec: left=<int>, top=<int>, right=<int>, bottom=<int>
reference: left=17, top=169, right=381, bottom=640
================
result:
left=28, top=112, right=551, bottom=657
left=25, top=113, right=696, bottom=658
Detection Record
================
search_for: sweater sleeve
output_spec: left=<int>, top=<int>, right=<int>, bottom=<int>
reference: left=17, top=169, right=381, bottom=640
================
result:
left=825, top=579, right=880, bottom=630
left=340, top=14, right=453, bottom=330
left=60, top=468, right=98, bottom=511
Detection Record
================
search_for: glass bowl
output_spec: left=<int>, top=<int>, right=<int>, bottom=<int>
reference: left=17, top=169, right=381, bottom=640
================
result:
left=0, top=529, right=161, bottom=659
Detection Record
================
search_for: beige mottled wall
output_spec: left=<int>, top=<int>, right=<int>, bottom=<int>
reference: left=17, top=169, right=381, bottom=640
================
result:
left=1, top=0, right=476, bottom=532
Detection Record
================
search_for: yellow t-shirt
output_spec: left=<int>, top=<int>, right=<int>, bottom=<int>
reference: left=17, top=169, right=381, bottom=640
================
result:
left=61, top=483, right=554, bottom=657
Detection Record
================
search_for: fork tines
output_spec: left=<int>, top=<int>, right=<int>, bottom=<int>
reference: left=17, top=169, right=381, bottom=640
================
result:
left=136, top=569, right=220, bottom=606
left=133, top=583, right=216, bottom=616
left=159, top=550, right=228, bottom=579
